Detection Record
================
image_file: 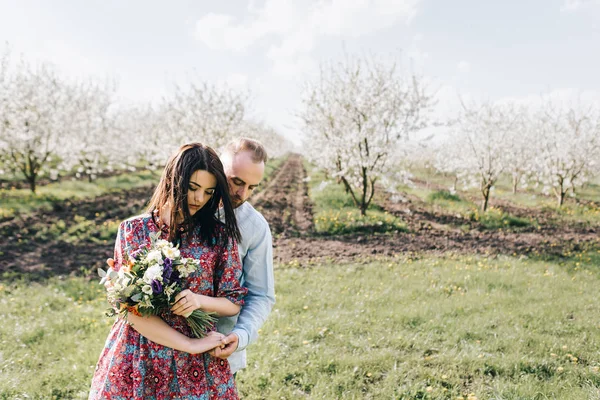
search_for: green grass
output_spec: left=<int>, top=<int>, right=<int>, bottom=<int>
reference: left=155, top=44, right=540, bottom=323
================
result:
left=306, top=165, right=407, bottom=235
left=427, top=190, right=462, bottom=203
left=0, top=170, right=159, bottom=219
left=263, top=156, right=286, bottom=182
left=3, top=252, right=600, bottom=398
left=468, top=207, right=534, bottom=230
left=0, top=277, right=110, bottom=399
left=401, top=168, right=600, bottom=228
left=0, top=157, right=288, bottom=221
left=240, top=253, right=600, bottom=399
left=28, top=214, right=121, bottom=245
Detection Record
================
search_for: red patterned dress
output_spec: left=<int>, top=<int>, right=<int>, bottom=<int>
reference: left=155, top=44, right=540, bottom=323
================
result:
left=89, top=213, right=247, bottom=400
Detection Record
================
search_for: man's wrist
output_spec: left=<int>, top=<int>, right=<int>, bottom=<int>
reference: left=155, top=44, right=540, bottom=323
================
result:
left=232, top=328, right=249, bottom=352
left=229, top=332, right=240, bottom=351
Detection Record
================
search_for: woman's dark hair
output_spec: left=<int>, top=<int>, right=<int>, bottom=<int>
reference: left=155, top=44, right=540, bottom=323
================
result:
left=146, top=143, right=240, bottom=244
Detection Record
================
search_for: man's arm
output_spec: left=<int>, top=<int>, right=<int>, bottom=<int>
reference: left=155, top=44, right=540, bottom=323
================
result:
left=232, top=220, right=275, bottom=351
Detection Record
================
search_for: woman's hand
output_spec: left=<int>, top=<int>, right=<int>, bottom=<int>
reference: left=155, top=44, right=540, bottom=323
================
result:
left=171, top=289, right=206, bottom=317
left=188, top=331, right=226, bottom=354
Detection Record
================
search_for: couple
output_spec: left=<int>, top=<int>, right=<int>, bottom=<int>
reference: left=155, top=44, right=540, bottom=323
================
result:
left=88, top=139, right=275, bottom=400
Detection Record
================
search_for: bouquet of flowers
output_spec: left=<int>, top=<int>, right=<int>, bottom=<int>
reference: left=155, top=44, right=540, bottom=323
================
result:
left=98, top=231, right=216, bottom=338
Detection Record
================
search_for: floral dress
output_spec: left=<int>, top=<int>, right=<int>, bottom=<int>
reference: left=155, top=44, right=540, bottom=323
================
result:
left=89, top=213, right=247, bottom=400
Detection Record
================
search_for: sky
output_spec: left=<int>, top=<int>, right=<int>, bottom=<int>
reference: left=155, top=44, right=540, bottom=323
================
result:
left=0, top=0, right=598, bottom=145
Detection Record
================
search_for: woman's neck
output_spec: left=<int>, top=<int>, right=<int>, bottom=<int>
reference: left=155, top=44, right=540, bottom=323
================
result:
left=160, top=204, right=184, bottom=227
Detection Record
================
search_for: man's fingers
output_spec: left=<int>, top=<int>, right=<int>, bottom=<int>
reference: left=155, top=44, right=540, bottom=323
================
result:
left=106, top=258, right=114, bottom=268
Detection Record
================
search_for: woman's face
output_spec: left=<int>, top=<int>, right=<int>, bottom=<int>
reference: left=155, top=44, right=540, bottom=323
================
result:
left=186, top=169, right=217, bottom=216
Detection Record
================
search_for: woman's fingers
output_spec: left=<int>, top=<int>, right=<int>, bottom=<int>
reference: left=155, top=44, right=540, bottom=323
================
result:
left=173, top=289, right=191, bottom=304
left=171, top=291, right=191, bottom=314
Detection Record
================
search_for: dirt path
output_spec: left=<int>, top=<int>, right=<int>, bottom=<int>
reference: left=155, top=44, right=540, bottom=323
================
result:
left=252, top=154, right=314, bottom=237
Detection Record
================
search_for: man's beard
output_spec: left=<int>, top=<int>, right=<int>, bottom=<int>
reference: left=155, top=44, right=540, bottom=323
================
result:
left=232, top=196, right=245, bottom=208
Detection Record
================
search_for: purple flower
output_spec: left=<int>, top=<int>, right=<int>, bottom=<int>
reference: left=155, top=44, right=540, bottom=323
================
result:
left=130, top=249, right=143, bottom=260
left=151, top=280, right=163, bottom=294
left=170, top=270, right=181, bottom=285
left=163, top=258, right=173, bottom=281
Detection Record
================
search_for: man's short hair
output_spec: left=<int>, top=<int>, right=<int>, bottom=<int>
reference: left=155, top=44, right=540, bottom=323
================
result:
left=223, top=137, right=268, bottom=163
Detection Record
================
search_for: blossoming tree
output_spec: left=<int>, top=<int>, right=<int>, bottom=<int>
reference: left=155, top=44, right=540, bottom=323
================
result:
left=443, top=101, right=524, bottom=211
left=0, top=53, right=71, bottom=192
left=533, top=100, right=600, bottom=207
left=299, top=54, right=434, bottom=215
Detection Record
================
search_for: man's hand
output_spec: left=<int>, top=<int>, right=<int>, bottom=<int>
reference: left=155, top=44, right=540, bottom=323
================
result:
left=209, top=333, right=239, bottom=359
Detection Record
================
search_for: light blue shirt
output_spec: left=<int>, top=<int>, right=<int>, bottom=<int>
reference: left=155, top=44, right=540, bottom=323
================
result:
left=217, top=202, right=275, bottom=373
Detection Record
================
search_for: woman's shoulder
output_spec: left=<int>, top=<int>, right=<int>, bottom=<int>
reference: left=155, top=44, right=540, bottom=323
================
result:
left=119, top=213, right=154, bottom=232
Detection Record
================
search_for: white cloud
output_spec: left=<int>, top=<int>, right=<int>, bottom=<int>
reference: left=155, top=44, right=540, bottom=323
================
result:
left=560, top=0, right=600, bottom=12
left=194, top=1, right=296, bottom=51
left=194, top=0, right=422, bottom=76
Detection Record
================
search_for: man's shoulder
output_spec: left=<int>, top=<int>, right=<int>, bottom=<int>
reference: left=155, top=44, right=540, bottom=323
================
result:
left=236, top=202, right=270, bottom=231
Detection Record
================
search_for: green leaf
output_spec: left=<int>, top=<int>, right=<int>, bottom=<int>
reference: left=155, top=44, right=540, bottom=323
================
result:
left=130, top=293, right=142, bottom=302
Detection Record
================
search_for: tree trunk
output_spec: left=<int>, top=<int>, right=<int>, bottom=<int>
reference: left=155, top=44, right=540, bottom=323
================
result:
left=512, top=175, right=518, bottom=194
left=481, top=183, right=491, bottom=212
left=557, top=190, right=566, bottom=207
left=553, top=178, right=567, bottom=208
left=360, top=203, right=367, bottom=216
left=28, top=175, right=36, bottom=193
left=360, top=167, right=368, bottom=216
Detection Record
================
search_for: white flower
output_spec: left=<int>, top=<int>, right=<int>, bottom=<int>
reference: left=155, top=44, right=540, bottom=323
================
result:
left=164, top=283, right=176, bottom=300
left=177, top=258, right=198, bottom=278
left=146, top=250, right=163, bottom=265
left=143, top=264, right=163, bottom=284
left=142, top=285, right=153, bottom=295
left=155, top=239, right=171, bottom=250
left=163, top=246, right=180, bottom=260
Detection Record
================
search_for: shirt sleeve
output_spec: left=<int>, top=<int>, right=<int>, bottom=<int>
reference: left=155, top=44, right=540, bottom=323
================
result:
left=112, top=220, right=128, bottom=272
left=232, top=220, right=275, bottom=351
left=215, top=235, right=248, bottom=306
left=110, top=220, right=141, bottom=316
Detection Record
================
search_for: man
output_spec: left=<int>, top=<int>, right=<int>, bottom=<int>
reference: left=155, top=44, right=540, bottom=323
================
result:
left=210, top=137, right=275, bottom=374
left=105, top=137, right=275, bottom=374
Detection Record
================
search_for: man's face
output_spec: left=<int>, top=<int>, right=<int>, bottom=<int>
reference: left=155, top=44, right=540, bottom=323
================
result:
left=222, top=151, right=265, bottom=208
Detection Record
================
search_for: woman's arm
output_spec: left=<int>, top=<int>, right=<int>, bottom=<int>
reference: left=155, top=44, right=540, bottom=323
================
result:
left=171, top=290, right=240, bottom=317
left=126, top=312, right=224, bottom=354
left=171, top=235, right=247, bottom=318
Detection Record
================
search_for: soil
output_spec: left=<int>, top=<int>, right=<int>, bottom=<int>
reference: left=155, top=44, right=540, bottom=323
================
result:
left=0, top=186, right=154, bottom=278
left=1, top=154, right=598, bottom=279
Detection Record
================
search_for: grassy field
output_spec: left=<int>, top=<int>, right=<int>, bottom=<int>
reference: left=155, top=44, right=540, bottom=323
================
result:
left=0, top=170, right=159, bottom=220
left=402, top=168, right=600, bottom=228
left=305, top=163, right=407, bottom=235
left=2, top=156, right=600, bottom=399
left=0, top=157, right=286, bottom=222
left=2, top=252, right=600, bottom=399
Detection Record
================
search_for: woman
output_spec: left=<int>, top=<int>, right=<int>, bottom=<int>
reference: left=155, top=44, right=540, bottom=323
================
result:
left=89, top=143, right=247, bottom=400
